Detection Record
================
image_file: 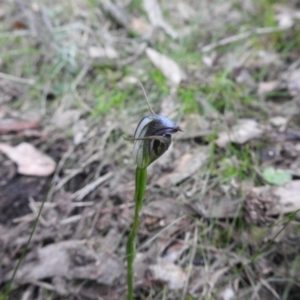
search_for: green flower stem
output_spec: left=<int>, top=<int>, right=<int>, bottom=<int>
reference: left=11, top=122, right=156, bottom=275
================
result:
left=126, top=167, right=147, bottom=300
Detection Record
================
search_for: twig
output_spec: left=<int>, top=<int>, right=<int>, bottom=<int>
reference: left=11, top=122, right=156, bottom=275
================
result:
left=100, top=0, right=130, bottom=28
left=143, top=0, right=178, bottom=39
left=0, top=72, right=35, bottom=85
left=138, top=216, right=184, bottom=252
left=0, top=119, right=40, bottom=134
left=0, top=30, right=32, bottom=39
left=260, top=279, right=280, bottom=300
left=202, top=27, right=287, bottom=53
left=60, top=211, right=95, bottom=225
left=181, top=225, right=198, bottom=300
left=118, top=42, right=147, bottom=66
left=52, top=146, right=74, bottom=187
left=31, top=280, right=55, bottom=291
left=0, top=23, right=89, bottom=40
left=71, top=172, right=113, bottom=201
left=54, top=152, right=102, bottom=191
left=71, top=61, right=92, bottom=90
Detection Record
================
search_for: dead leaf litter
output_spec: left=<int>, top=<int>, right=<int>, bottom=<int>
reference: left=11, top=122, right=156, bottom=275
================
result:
left=1, top=0, right=300, bottom=299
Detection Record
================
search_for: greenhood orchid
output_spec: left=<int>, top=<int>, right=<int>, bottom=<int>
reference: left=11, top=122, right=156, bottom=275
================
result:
left=125, top=80, right=183, bottom=300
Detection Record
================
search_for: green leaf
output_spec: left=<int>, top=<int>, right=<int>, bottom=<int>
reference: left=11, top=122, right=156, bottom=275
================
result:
left=262, top=167, right=292, bottom=186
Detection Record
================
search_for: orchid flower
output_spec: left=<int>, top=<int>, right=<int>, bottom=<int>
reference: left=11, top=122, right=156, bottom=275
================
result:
left=125, top=81, right=182, bottom=300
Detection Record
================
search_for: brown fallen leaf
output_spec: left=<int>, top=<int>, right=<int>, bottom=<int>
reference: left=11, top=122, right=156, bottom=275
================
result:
left=88, top=45, right=119, bottom=59
left=193, top=180, right=300, bottom=223
left=18, top=129, right=45, bottom=138
left=161, top=241, right=189, bottom=263
left=0, top=4, right=5, bottom=18
left=219, top=286, right=235, bottom=300
left=244, top=180, right=300, bottom=226
left=72, top=119, right=88, bottom=145
left=156, top=148, right=208, bottom=186
left=146, top=48, right=185, bottom=87
left=0, top=81, right=22, bottom=97
left=142, top=198, right=188, bottom=231
left=149, top=260, right=187, bottom=290
left=100, top=0, right=152, bottom=37
left=0, top=142, right=56, bottom=176
left=0, top=106, right=6, bottom=118
left=0, top=119, right=40, bottom=134
left=2, top=240, right=124, bottom=285
left=143, top=0, right=178, bottom=39
left=274, top=4, right=300, bottom=29
left=269, top=116, right=288, bottom=128
left=129, top=17, right=153, bottom=37
left=88, top=46, right=106, bottom=58
left=13, top=21, right=27, bottom=29
left=176, top=2, right=195, bottom=21
left=100, top=0, right=130, bottom=28
left=232, top=67, right=255, bottom=87
left=258, top=80, right=280, bottom=95
left=252, top=180, right=300, bottom=215
left=51, top=109, right=82, bottom=128
left=191, top=197, right=241, bottom=219
left=216, top=119, right=264, bottom=148
left=288, top=68, right=300, bottom=96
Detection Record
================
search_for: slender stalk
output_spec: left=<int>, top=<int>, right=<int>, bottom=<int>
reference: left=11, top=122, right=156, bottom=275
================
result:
left=126, top=167, right=147, bottom=300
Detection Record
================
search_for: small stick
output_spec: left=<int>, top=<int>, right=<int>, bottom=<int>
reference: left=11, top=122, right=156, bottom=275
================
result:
left=0, top=72, right=35, bottom=85
left=134, top=78, right=154, bottom=114
left=202, top=26, right=287, bottom=53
